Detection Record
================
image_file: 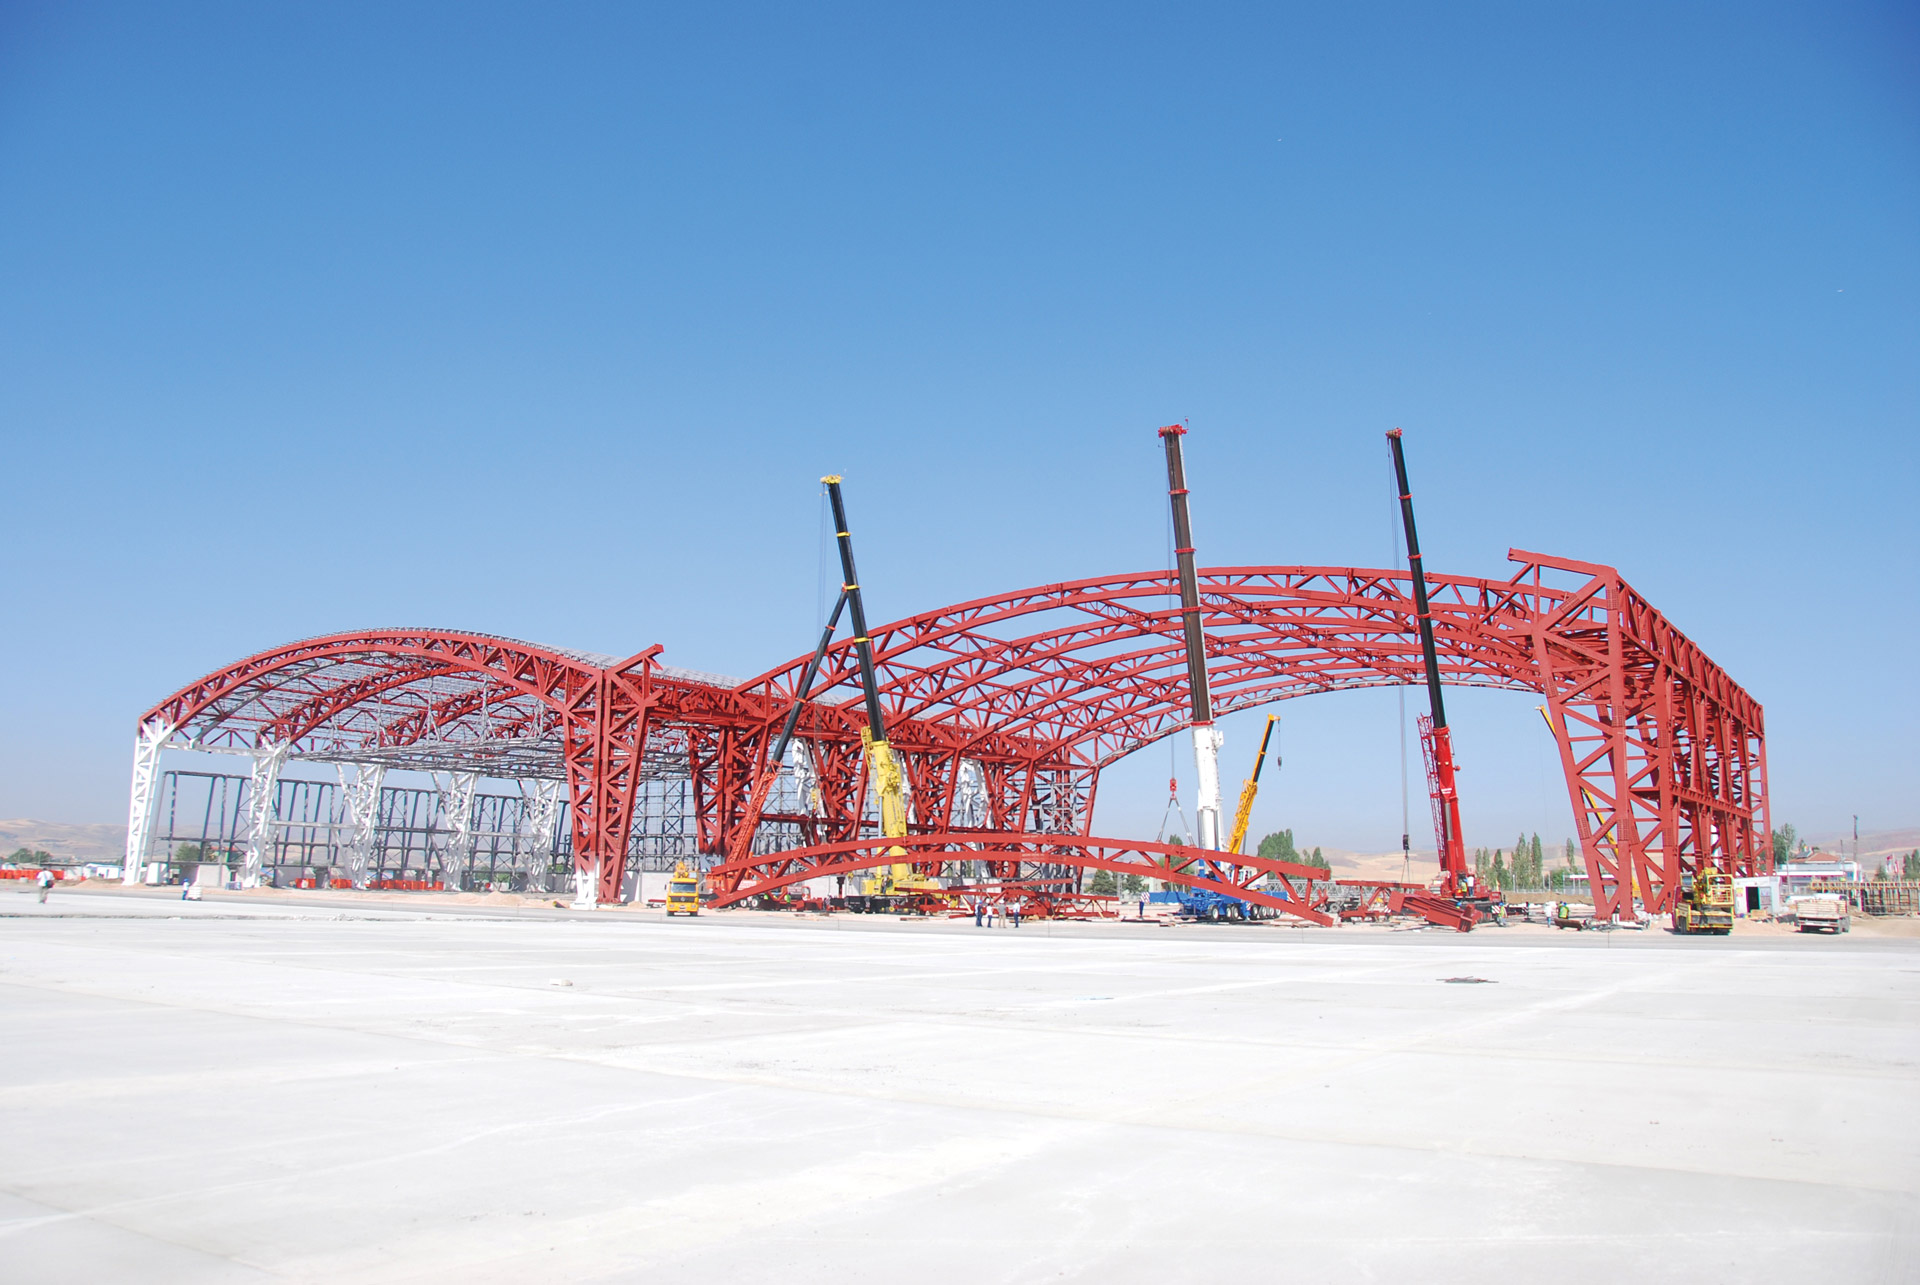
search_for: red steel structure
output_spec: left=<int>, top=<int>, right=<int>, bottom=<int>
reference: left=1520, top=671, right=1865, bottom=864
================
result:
left=713, top=832, right=1337, bottom=924
left=129, top=550, right=1768, bottom=920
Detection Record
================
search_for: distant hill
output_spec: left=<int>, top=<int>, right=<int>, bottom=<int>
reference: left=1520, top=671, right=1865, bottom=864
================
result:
left=0, top=819, right=128, bottom=862
left=1802, top=828, right=1920, bottom=867
left=1310, top=845, right=1440, bottom=883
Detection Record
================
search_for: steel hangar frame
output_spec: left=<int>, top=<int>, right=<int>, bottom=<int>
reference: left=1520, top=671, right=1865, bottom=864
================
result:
left=127, top=550, right=1769, bottom=921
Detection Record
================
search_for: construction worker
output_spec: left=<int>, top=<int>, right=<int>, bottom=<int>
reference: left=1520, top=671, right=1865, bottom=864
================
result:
left=35, top=869, right=53, bottom=903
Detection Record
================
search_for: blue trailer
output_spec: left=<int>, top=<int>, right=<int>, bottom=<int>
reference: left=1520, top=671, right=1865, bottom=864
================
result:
left=1149, top=884, right=1293, bottom=921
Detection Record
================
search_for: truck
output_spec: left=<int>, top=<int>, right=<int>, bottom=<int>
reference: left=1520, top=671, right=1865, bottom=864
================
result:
left=665, top=861, right=703, bottom=916
left=1789, top=892, right=1850, bottom=934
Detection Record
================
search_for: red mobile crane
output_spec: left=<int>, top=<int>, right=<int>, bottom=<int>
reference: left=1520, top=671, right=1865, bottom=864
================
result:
left=1387, top=429, right=1497, bottom=931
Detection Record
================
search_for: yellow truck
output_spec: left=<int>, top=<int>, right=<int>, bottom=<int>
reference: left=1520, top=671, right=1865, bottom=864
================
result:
left=665, top=861, right=703, bottom=916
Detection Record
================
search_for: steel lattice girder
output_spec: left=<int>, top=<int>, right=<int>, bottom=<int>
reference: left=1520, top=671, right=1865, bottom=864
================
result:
left=135, top=631, right=660, bottom=903
left=133, top=551, right=1768, bottom=913
left=704, top=831, right=1337, bottom=925
left=1519, top=553, right=1768, bottom=919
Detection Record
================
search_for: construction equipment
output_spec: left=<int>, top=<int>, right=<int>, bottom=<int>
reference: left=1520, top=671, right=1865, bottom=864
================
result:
left=1672, top=868, right=1735, bottom=935
left=1157, top=884, right=1297, bottom=922
left=1159, top=425, right=1225, bottom=851
left=820, top=476, right=937, bottom=904
left=1226, top=713, right=1279, bottom=857
left=1387, top=429, right=1495, bottom=931
left=665, top=860, right=703, bottom=916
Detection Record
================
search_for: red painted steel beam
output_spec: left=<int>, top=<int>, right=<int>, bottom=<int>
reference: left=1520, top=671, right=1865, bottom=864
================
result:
left=706, top=831, right=1336, bottom=925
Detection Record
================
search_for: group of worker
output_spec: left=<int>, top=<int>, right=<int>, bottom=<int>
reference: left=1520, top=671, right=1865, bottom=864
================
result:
left=972, top=898, right=1024, bottom=928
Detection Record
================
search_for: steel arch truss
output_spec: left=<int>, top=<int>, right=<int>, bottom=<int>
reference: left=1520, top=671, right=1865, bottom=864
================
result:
left=1523, top=555, right=1769, bottom=918
left=131, top=630, right=664, bottom=903
left=131, top=550, right=1767, bottom=917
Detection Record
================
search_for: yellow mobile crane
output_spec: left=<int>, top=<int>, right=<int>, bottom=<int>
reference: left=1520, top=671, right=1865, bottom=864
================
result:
left=820, top=477, right=936, bottom=905
left=1225, top=714, right=1279, bottom=856
left=664, top=860, right=703, bottom=916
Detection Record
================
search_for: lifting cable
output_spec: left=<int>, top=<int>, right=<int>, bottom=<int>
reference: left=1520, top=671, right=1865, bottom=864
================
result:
left=1156, top=490, right=1192, bottom=849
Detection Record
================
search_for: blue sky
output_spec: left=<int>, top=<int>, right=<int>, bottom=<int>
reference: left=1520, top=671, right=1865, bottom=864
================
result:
left=2, top=2, right=1914, bottom=853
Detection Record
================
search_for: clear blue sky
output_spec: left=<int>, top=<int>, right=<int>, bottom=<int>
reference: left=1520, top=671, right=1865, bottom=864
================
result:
left=2, top=2, right=1914, bottom=854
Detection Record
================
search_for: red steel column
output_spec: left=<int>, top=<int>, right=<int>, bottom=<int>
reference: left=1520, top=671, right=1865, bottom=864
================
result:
left=562, top=652, right=657, bottom=906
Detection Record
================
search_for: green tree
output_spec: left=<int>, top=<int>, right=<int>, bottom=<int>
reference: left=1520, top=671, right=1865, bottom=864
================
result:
left=1256, top=829, right=1298, bottom=862
left=175, top=843, right=204, bottom=863
left=1903, top=849, right=1920, bottom=881
left=1491, top=849, right=1508, bottom=890
left=1530, top=833, right=1544, bottom=887
left=1086, top=869, right=1117, bottom=895
left=1307, top=846, right=1328, bottom=872
left=1512, top=833, right=1530, bottom=887
left=1772, top=823, right=1798, bottom=867
left=1121, top=873, right=1146, bottom=896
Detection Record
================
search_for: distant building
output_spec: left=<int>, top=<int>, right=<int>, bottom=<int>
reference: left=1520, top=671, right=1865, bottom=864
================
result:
left=1777, top=856, right=1861, bottom=896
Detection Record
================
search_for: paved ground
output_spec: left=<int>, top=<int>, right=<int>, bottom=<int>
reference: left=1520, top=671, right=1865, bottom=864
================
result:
left=3, top=889, right=1916, bottom=1282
